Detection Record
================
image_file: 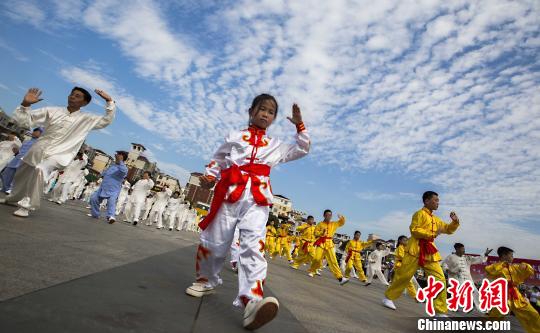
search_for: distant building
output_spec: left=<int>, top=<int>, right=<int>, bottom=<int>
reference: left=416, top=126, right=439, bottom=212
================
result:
left=184, top=172, right=214, bottom=208
left=89, top=149, right=113, bottom=174
left=271, top=194, right=292, bottom=219
left=155, top=172, right=181, bottom=193
left=0, top=107, right=28, bottom=139
left=125, top=143, right=157, bottom=182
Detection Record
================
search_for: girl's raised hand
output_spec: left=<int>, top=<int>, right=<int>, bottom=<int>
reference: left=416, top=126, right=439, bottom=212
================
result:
left=287, top=103, right=303, bottom=125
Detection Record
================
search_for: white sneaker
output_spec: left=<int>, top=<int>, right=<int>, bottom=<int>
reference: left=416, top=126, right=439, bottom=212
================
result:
left=243, top=297, right=279, bottom=330
left=315, top=270, right=321, bottom=276
left=308, top=272, right=314, bottom=277
left=339, top=277, right=350, bottom=286
left=13, top=207, right=29, bottom=217
left=382, top=297, right=397, bottom=310
left=289, top=265, right=298, bottom=270
left=47, top=198, right=54, bottom=202
left=185, top=282, right=215, bottom=297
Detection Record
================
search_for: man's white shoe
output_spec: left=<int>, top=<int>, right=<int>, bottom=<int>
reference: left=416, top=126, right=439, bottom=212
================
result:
left=382, top=298, right=397, bottom=310
left=339, top=277, right=350, bottom=286
left=308, top=272, right=314, bottom=277
left=243, top=297, right=279, bottom=330
left=185, top=283, right=215, bottom=297
left=13, top=208, right=30, bottom=217
left=315, top=270, right=321, bottom=276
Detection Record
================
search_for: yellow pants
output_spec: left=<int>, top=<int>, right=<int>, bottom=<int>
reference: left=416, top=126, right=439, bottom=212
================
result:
left=274, top=237, right=291, bottom=260
left=309, top=246, right=343, bottom=279
left=489, top=303, right=540, bottom=333
left=291, top=242, right=315, bottom=268
left=405, top=280, right=417, bottom=299
left=344, top=257, right=367, bottom=281
left=280, top=243, right=292, bottom=261
left=265, top=236, right=276, bottom=256
left=385, top=253, right=447, bottom=314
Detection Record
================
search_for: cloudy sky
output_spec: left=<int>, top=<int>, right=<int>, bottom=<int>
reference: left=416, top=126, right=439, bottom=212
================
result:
left=1, top=0, right=539, bottom=258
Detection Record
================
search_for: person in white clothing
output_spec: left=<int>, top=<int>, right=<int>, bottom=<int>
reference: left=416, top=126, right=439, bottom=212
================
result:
left=148, top=186, right=172, bottom=229
left=0, top=87, right=115, bottom=217
left=124, top=171, right=154, bottom=225
left=82, top=181, right=97, bottom=202
left=115, top=179, right=131, bottom=215
left=442, top=243, right=492, bottom=312
left=0, top=133, right=21, bottom=172
left=50, top=152, right=88, bottom=204
left=365, top=242, right=391, bottom=286
left=43, top=169, right=59, bottom=194
left=141, top=194, right=155, bottom=222
left=165, top=191, right=182, bottom=231
left=71, top=169, right=89, bottom=200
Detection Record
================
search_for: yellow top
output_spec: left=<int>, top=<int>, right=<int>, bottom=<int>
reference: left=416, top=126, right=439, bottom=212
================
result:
left=395, top=244, right=407, bottom=268
left=296, top=223, right=316, bottom=242
left=405, top=207, right=459, bottom=262
left=344, top=239, right=372, bottom=259
left=278, top=224, right=290, bottom=237
left=314, top=215, right=346, bottom=249
left=266, top=225, right=277, bottom=237
left=485, top=261, right=534, bottom=309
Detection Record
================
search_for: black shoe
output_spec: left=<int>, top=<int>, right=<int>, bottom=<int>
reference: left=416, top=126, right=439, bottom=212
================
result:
left=133, top=221, right=138, bottom=226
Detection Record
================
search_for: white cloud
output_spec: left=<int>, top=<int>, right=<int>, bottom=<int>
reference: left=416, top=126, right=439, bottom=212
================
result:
left=355, top=191, right=416, bottom=201
left=2, top=0, right=46, bottom=29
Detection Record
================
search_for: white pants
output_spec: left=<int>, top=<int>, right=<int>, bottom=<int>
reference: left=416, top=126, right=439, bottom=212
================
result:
left=142, top=206, right=152, bottom=221
left=150, top=205, right=166, bottom=228
left=166, top=210, right=177, bottom=229
left=196, top=192, right=269, bottom=307
left=366, top=265, right=389, bottom=285
left=6, top=159, right=62, bottom=209
left=230, top=227, right=240, bottom=264
left=51, top=181, right=73, bottom=203
left=125, top=199, right=145, bottom=222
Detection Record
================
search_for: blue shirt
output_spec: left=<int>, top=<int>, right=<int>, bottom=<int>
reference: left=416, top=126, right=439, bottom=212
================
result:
left=96, top=162, right=128, bottom=198
left=7, top=137, right=38, bottom=168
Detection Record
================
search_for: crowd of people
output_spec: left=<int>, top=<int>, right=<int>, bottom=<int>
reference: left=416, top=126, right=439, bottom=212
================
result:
left=0, top=88, right=538, bottom=332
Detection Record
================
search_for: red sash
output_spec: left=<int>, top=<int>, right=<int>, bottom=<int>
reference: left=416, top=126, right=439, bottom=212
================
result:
left=418, top=238, right=438, bottom=267
left=345, top=249, right=361, bottom=263
left=313, top=236, right=331, bottom=247
left=199, top=163, right=270, bottom=230
left=301, top=240, right=311, bottom=253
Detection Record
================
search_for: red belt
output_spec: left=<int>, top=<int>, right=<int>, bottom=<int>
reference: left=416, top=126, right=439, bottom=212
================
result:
left=199, top=164, right=270, bottom=230
left=508, top=281, right=520, bottom=300
left=313, top=236, right=331, bottom=247
left=418, top=238, right=438, bottom=267
left=301, top=240, right=312, bottom=253
left=345, top=249, right=361, bottom=263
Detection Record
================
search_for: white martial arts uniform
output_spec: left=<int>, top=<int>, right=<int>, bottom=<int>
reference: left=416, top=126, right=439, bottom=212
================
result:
left=142, top=196, right=155, bottom=221
left=43, top=170, right=59, bottom=194
left=51, top=155, right=88, bottom=203
left=175, top=203, right=188, bottom=230
left=149, top=188, right=172, bottom=228
left=5, top=102, right=115, bottom=210
left=115, top=180, right=131, bottom=215
left=195, top=124, right=310, bottom=307
left=124, top=179, right=154, bottom=222
left=165, top=197, right=181, bottom=229
left=0, top=137, right=21, bottom=172
left=442, top=253, right=487, bottom=312
left=367, top=248, right=391, bottom=285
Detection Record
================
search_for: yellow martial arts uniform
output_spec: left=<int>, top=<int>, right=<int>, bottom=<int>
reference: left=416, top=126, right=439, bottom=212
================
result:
left=394, top=244, right=417, bottom=299
left=291, top=235, right=301, bottom=257
left=385, top=207, right=459, bottom=314
left=265, top=225, right=277, bottom=256
left=274, top=224, right=292, bottom=260
left=485, top=261, right=540, bottom=333
left=344, top=239, right=372, bottom=281
left=291, top=223, right=316, bottom=268
left=308, top=216, right=346, bottom=279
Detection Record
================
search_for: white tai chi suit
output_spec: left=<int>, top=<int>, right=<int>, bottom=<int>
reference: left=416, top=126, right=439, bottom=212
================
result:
left=195, top=123, right=310, bottom=307
left=165, top=196, right=181, bottom=229
left=82, top=182, right=97, bottom=202
left=142, top=196, right=155, bottom=221
left=149, top=188, right=172, bottom=228
left=51, top=155, right=88, bottom=203
left=367, top=248, right=391, bottom=285
left=124, top=179, right=154, bottom=222
left=188, top=210, right=199, bottom=232
left=177, top=203, right=190, bottom=230
left=0, top=137, right=21, bottom=172
left=115, top=180, right=131, bottom=215
left=4, top=102, right=115, bottom=209
left=43, top=169, right=59, bottom=194
left=71, top=169, right=89, bottom=199
left=442, top=253, right=487, bottom=312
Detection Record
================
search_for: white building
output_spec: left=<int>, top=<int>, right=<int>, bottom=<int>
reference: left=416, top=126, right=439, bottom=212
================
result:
left=271, top=194, right=292, bottom=218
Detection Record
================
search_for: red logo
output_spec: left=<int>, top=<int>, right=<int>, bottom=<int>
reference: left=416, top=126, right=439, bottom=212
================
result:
left=416, top=276, right=445, bottom=316
left=446, top=278, right=474, bottom=312
left=479, top=278, right=509, bottom=314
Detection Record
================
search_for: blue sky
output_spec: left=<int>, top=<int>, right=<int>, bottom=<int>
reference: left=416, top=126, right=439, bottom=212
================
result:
left=1, top=0, right=539, bottom=258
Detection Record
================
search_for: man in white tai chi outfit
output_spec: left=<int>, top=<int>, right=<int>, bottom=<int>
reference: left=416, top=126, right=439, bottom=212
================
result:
left=0, top=87, right=115, bottom=217
left=365, top=242, right=391, bottom=286
left=124, top=171, right=154, bottom=225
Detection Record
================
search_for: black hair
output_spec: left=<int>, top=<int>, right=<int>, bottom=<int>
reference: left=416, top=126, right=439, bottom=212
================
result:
left=143, top=171, right=152, bottom=176
left=116, top=151, right=128, bottom=161
left=454, top=243, right=464, bottom=250
left=323, top=209, right=332, bottom=215
left=397, top=235, right=407, bottom=243
left=249, top=94, right=278, bottom=118
left=497, top=246, right=514, bottom=258
left=174, top=191, right=181, bottom=195
left=422, top=191, right=438, bottom=203
left=71, top=87, right=92, bottom=103
left=32, top=127, right=42, bottom=132
left=307, top=215, right=314, bottom=219
left=376, top=242, right=383, bottom=248
left=354, top=230, right=361, bottom=235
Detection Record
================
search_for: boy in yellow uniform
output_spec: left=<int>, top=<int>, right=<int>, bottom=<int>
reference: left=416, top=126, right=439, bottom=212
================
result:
left=343, top=231, right=373, bottom=282
left=290, top=216, right=316, bottom=269
left=274, top=222, right=293, bottom=261
left=394, top=235, right=417, bottom=299
left=485, top=247, right=540, bottom=333
left=382, top=191, right=460, bottom=316
left=265, top=222, right=277, bottom=258
left=289, top=232, right=299, bottom=259
left=309, top=209, right=349, bottom=285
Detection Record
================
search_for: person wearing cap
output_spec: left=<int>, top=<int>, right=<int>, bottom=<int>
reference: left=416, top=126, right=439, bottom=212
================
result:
left=0, top=87, right=115, bottom=217
left=87, top=151, right=128, bottom=223
left=1, top=127, right=43, bottom=193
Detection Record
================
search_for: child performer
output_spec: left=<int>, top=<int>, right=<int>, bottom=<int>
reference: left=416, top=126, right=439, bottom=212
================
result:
left=394, top=235, right=419, bottom=299
left=343, top=231, right=373, bottom=282
left=185, top=94, right=310, bottom=330
left=365, top=242, right=391, bottom=286
left=308, top=210, right=349, bottom=285
left=382, top=191, right=460, bottom=316
left=265, top=221, right=277, bottom=258
left=485, top=247, right=540, bottom=333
